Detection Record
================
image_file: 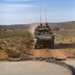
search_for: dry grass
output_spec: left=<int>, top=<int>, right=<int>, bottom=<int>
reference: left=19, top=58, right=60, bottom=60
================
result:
left=0, top=30, right=34, bottom=58
left=53, top=29, right=75, bottom=56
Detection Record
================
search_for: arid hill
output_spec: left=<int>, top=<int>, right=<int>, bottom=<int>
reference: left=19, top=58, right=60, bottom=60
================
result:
left=0, top=21, right=75, bottom=30
left=0, top=24, right=29, bottom=30
left=29, top=21, right=75, bottom=30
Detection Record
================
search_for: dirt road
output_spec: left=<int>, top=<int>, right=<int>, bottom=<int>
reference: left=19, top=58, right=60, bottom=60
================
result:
left=30, top=49, right=68, bottom=59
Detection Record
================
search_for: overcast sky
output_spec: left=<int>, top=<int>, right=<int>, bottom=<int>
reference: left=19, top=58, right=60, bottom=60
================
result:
left=0, top=0, right=75, bottom=25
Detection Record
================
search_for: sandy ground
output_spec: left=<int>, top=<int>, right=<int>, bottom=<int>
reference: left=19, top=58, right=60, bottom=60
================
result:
left=30, top=49, right=68, bottom=59
left=0, top=61, right=72, bottom=75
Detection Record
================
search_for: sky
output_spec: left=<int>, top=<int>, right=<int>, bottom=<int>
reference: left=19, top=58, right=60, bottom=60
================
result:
left=0, top=0, right=75, bottom=25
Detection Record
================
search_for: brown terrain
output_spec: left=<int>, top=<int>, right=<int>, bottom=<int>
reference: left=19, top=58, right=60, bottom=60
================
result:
left=28, top=21, right=75, bottom=60
left=0, top=21, right=75, bottom=60
left=29, top=49, right=72, bottom=60
left=32, top=49, right=67, bottom=59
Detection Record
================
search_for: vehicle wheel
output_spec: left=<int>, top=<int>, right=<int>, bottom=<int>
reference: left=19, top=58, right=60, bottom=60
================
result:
left=35, top=43, right=38, bottom=49
left=51, top=41, right=54, bottom=48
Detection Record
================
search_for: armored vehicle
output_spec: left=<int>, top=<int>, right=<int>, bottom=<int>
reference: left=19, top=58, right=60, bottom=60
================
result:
left=34, top=23, right=55, bottom=49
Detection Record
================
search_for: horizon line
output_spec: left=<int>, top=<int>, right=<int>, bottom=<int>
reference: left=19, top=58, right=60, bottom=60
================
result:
left=0, top=20, right=75, bottom=25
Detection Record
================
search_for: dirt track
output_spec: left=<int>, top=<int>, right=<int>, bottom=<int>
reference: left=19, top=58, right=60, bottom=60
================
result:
left=29, top=49, right=69, bottom=59
left=29, top=27, right=75, bottom=59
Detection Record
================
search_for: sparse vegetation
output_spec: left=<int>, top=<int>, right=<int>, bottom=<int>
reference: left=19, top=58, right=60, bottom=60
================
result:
left=0, top=21, right=75, bottom=59
left=54, top=27, right=60, bottom=31
left=0, top=30, right=34, bottom=58
left=53, top=30, right=75, bottom=56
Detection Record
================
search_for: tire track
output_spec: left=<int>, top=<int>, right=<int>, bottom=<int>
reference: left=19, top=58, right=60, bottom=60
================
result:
left=30, top=49, right=67, bottom=59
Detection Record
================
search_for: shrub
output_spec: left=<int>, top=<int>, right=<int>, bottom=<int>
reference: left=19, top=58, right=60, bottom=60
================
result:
left=0, top=30, right=34, bottom=58
left=5, top=49, right=21, bottom=58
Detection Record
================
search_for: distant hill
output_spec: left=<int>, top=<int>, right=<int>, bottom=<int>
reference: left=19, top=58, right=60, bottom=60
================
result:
left=29, top=21, right=75, bottom=33
left=48, top=21, right=75, bottom=29
left=0, top=24, right=30, bottom=30
left=0, top=21, right=75, bottom=30
left=29, top=21, right=75, bottom=29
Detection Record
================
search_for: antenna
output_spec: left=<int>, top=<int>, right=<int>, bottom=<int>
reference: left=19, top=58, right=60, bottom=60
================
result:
left=45, top=5, right=48, bottom=25
left=40, top=5, right=42, bottom=25
left=45, top=5, right=47, bottom=23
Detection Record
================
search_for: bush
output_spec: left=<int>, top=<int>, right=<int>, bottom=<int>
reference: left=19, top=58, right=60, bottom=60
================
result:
left=0, top=30, right=34, bottom=58
left=0, top=46, right=3, bottom=50
left=5, top=49, right=21, bottom=58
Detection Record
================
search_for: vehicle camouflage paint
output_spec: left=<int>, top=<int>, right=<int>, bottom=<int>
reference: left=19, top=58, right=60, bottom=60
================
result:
left=34, top=23, right=55, bottom=49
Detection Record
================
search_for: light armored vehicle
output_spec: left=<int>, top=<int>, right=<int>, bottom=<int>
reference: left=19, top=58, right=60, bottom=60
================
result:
left=34, top=23, right=55, bottom=49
